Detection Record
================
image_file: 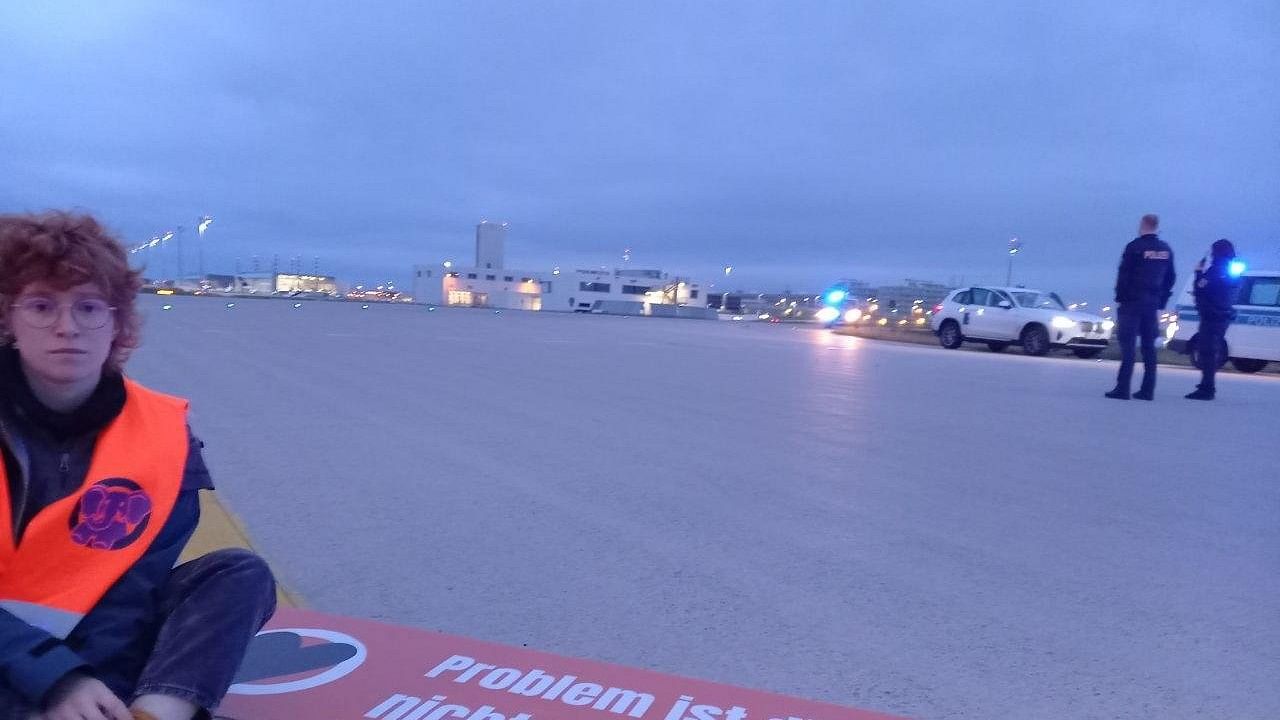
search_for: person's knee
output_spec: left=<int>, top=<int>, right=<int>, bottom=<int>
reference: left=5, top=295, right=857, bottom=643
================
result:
left=201, top=548, right=277, bottom=609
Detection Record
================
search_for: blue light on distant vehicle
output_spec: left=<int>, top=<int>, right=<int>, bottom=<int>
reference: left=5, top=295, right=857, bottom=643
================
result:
left=824, top=289, right=847, bottom=305
left=1228, top=260, right=1246, bottom=277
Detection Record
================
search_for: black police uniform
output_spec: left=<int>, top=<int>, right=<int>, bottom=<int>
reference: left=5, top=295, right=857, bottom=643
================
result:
left=1109, top=233, right=1176, bottom=398
left=1191, top=261, right=1237, bottom=396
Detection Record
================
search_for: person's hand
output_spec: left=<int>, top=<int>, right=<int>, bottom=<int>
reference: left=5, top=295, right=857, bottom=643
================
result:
left=42, top=672, right=131, bottom=720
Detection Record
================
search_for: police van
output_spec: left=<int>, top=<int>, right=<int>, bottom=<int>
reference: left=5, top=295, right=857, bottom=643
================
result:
left=1169, top=269, right=1280, bottom=373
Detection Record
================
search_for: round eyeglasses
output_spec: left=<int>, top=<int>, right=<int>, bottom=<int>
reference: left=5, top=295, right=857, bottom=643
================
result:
left=10, top=297, right=117, bottom=330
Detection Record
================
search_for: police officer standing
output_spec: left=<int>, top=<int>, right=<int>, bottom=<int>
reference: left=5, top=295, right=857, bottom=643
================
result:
left=1106, top=214, right=1176, bottom=400
left=1186, top=239, right=1238, bottom=400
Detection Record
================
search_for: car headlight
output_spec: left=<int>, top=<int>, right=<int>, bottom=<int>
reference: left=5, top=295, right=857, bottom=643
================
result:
left=1102, top=319, right=1115, bottom=332
left=815, top=307, right=839, bottom=323
left=1051, top=316, right=1076, bottom=329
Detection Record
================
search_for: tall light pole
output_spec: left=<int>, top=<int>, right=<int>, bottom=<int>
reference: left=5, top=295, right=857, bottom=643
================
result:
left=1006, top=236, right=1022, bottom=286
left=174, top=226, right=186, bottom=280
left=158, top=230, right=175, bottom=281
left=197, top=216, right=213, bottom=278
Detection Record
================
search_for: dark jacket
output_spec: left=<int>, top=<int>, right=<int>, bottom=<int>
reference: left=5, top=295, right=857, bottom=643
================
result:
left=1114, top=233, right=1177, bottom=309
left=1193, top=262, right=1238, bottom=324
left=0, top=348, right=212, bottom=705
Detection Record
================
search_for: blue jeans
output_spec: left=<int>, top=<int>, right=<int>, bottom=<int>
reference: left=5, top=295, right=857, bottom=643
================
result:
left=1114, top=304, right=1160, bottom=395
left=2, top=549, right=276, bottom=719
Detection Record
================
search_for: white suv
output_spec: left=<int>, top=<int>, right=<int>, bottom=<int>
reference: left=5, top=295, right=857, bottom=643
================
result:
left=931, top=286, right=1114, bottom=357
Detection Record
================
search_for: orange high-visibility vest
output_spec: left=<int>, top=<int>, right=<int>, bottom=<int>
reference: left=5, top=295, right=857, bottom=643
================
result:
left=0, top=379, right=188, bottom=638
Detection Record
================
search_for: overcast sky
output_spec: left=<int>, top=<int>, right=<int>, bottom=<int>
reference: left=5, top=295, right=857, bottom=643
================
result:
left=1, top=1, right=1276, bottom=301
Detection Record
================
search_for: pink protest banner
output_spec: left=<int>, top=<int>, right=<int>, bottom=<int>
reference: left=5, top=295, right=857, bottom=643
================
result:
left=217, top=608, right=908, bottom=720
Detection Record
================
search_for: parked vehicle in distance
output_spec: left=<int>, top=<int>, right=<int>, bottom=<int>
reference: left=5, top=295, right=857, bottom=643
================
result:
left=1168, top=269, right=1279, bottom=373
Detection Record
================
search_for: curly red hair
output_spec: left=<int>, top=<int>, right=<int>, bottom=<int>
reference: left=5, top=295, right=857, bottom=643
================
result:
left=0, top=212, right=143, bottom=372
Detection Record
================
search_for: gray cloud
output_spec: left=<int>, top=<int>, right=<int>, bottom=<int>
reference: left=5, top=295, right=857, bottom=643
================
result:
left=1, top=0, right=1276, bottom=299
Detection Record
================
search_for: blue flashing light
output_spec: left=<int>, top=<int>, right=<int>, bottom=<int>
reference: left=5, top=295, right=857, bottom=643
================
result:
left=824, top=289, right=848, bottom=306
left=1228, top=260, right=1246, bottom=277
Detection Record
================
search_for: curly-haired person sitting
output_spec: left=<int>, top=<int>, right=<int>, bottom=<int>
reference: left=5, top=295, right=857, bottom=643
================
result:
left=0, top=212, right=276, bottom=720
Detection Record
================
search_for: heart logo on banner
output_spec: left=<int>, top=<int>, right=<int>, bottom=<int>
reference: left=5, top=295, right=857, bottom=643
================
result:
left=228, top=628, right=368, bottom=695
left=233, top=631, right=359, bottom=682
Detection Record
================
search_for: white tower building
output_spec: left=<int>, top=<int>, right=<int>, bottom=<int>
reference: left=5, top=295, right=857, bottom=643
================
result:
left=475, top=221, right=508, bottom=270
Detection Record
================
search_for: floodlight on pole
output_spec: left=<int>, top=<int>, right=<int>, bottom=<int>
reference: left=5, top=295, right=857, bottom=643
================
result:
left=175, top=226, right=187, bottom=279
left=158, top=230, right=176, bottom=280
left=197, top=216, right=213, bottom=277
left=1006, top=236, right=1022, bottom=286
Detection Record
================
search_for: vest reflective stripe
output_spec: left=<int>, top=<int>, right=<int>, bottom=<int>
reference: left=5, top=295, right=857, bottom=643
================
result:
left=0, top=599, right=82, bottom=639
left=0, top=379, right=188, bottom=638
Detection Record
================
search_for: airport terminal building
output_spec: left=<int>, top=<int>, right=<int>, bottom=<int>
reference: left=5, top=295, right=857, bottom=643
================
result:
left=412, top=222, right=710, bottom=316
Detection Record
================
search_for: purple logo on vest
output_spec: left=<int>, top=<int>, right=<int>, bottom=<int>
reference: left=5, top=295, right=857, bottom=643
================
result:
left=69, top=478, right=153, bottom=550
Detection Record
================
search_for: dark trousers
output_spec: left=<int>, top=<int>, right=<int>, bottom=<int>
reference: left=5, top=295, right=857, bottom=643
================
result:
left=1197, top=319, right=1230, bottom=393
left=1114, top=304, right=1160, bottom=395
left=2, top=548, right=276, bottom=719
